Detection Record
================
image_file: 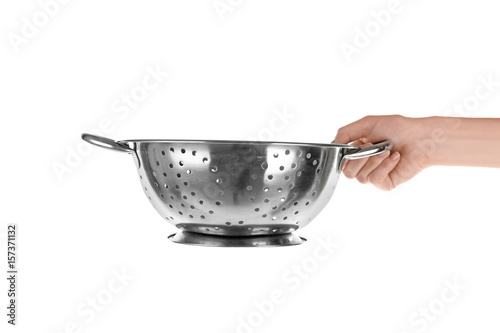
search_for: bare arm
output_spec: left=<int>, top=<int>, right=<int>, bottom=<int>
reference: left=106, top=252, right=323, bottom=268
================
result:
left=428, top=117, right=500, bottom=168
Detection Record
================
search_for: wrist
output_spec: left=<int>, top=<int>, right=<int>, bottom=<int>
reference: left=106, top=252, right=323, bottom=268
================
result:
left=420, top=116, right=455, bottom=167
left=406, top=116, right=445, bottom=168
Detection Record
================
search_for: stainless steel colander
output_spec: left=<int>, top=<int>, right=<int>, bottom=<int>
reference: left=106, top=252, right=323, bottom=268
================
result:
left=82, top=134, right=392, bottom=246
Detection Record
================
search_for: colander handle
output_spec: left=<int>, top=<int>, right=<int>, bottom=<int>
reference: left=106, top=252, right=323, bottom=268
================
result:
left=81, top=133, right=134, bottom=153
left=343, top=140, right=393, bottom=160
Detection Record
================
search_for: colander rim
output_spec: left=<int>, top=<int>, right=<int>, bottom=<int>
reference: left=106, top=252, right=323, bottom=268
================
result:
left=118, top=139, right=360, bottom=149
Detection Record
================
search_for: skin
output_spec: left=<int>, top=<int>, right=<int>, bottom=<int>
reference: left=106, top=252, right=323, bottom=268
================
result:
left=333, top=115, right=500, bottom=191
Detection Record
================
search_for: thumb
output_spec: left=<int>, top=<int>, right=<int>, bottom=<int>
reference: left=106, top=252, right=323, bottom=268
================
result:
left=333, top=116, right=378, bottom=144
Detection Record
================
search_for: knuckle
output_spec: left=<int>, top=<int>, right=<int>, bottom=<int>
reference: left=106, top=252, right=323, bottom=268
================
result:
left=382, top=184, right=395, bottom=191
left=356, top=175, right=368, bottom=184
left=362, top=115, right=377, bottom=124
left=368, top=173, right=382, bottom=184
left=343, top=169, right=355, bottom=179
left=379, top=179, right=396, bottom=191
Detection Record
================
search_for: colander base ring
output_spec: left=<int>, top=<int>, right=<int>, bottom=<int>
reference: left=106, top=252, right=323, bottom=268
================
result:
left=168, top=231, right=306, bottom=247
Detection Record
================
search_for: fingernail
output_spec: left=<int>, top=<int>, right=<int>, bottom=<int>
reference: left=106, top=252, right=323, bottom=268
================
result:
left=391, top=151, right=400, bottom=161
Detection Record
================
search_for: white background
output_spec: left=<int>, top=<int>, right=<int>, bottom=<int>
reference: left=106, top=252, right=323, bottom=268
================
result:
left=1, top=0, right=499, bottom=332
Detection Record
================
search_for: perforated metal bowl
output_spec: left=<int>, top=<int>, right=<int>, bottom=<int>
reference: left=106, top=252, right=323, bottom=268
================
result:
left=82, top=134, right=392, bottom=246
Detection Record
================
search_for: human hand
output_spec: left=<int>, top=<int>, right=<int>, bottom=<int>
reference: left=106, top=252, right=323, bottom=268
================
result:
left=334, top=115, right=500, bottom=190
left=334, top=115, right=433, bottom=191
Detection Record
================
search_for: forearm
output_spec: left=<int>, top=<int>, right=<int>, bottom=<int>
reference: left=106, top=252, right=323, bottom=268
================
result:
left=428, top=117, right=500, bottom=168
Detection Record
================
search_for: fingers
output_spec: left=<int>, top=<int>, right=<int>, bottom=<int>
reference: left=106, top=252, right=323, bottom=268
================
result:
left=355, top=150, right=391, bottom=184
left=342, top=147, right=401, bottom=190
left=333, top=116, right=378, bottom=144
left=335, top=115, right=405, bottom=190
left=342, top=142, right=373, bottom=179
left=367, top=151, right=401, bottom=191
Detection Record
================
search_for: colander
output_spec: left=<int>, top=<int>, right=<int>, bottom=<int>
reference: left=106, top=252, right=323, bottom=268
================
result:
left=82, top=134, right=392, bottom=247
